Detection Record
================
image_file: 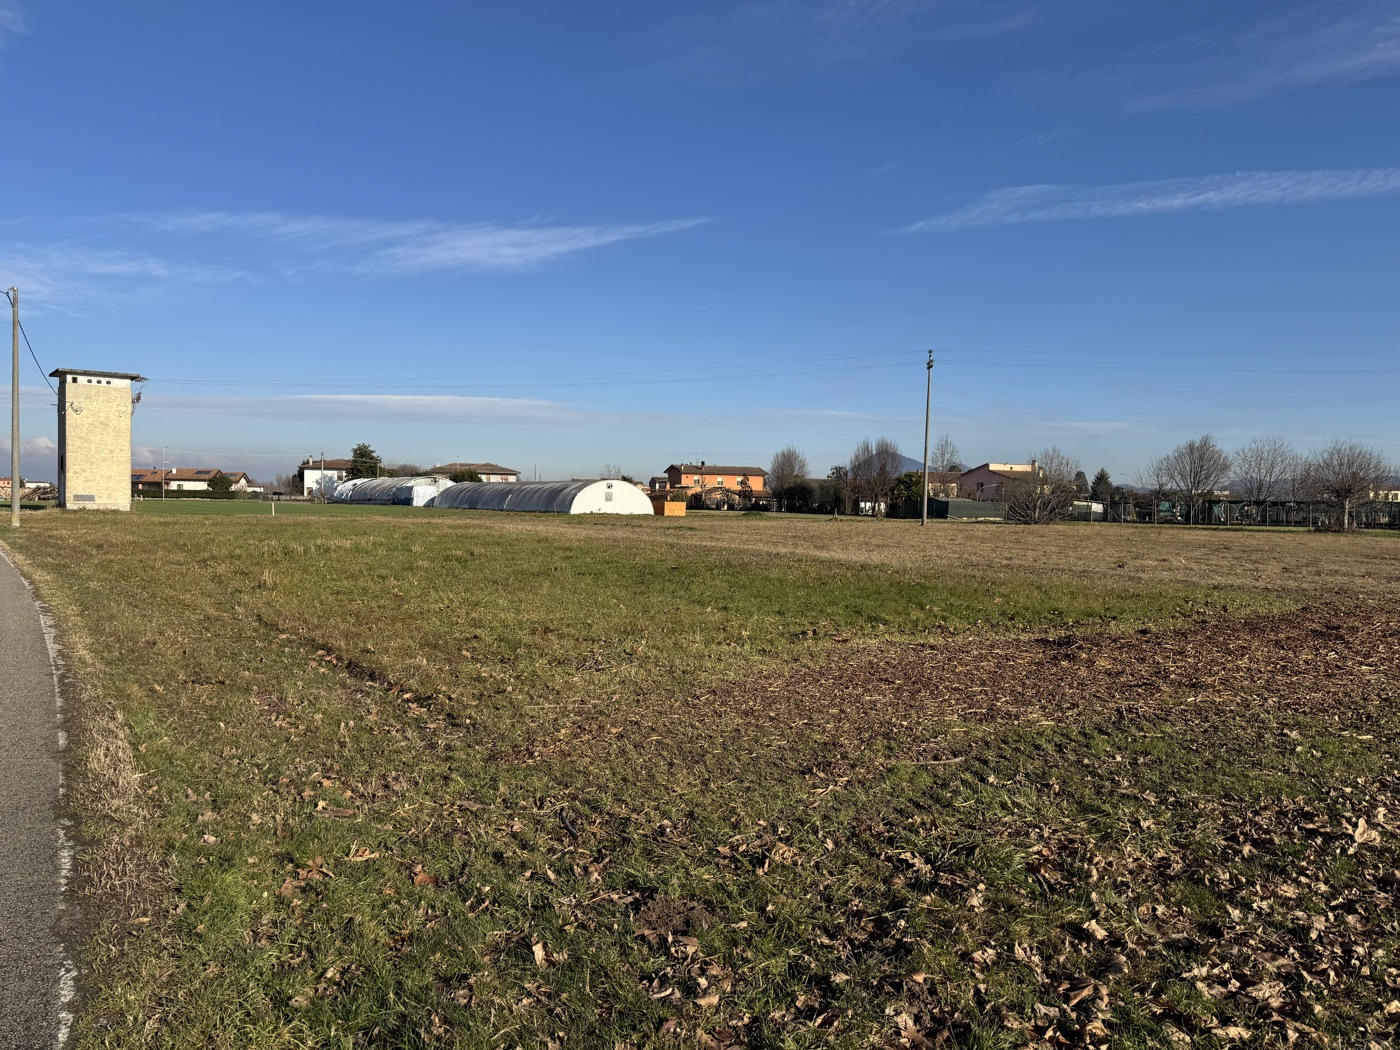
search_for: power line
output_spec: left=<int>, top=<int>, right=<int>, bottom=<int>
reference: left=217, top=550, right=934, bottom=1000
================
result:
left=934, top=359, right=1398, bottom=376
left=140, top=447, right=312, bottom=459
left=16, top=319, right=56, bottom=394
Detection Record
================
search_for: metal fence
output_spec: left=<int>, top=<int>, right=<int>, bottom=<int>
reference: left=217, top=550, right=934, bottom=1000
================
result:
left=900, top=496, right=1400, bottom=529
left=1102, top=499, right=1400, bottom=529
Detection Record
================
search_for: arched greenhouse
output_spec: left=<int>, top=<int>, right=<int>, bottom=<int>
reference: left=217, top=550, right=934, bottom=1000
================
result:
left=428, top=479, right=653, bottom=515
left=330, top=476, right=455, bottom=507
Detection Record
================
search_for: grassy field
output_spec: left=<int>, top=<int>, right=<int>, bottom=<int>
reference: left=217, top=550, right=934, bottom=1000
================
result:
left=3, top=507, right=1398, bottom=1049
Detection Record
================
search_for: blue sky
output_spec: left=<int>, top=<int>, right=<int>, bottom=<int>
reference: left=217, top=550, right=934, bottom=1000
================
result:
left=3, top=0, right=1399, bottom=484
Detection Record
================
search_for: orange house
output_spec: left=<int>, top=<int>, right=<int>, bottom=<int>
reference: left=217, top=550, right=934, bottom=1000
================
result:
left=663, top=462, right=767, bottom=496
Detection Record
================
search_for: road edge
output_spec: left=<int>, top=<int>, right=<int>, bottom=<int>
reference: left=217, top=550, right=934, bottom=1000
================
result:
left=0, top=548, right=80, bottom=1048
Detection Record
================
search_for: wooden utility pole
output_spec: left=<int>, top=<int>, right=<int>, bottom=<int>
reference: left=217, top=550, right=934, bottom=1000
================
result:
left=9, top=287, right=18, bottom=528
left=920, top=350, right=933, bottom=527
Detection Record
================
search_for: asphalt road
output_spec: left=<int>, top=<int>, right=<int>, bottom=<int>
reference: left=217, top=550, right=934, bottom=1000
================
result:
left=0, top=551, right=69, bottom=1049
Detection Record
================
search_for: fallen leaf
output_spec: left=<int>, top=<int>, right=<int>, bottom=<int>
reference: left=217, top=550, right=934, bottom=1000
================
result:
left=1213, top=1025, right=1252, bottom=1042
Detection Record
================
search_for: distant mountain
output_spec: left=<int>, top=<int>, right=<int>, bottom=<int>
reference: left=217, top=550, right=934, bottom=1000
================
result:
left=837, top=453, right=964, bottom=475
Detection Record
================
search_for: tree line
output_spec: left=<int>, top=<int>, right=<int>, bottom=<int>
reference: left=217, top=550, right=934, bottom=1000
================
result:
left=769, top=435, right=961, bottom=518
left=767, top=433, right=1396, bottom=530
left=1137, top=435, right=1395, bottom=530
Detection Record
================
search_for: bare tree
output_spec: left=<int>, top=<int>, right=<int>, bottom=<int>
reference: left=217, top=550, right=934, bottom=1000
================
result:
left=1297, top=439, right=1393, bottom=531
left=383, top=462, right=428, bottom=477
left=768, top=445, right=810, bottom=511
left=272, top=472, right=299, bottom=495
left=1232, top=437, right=1296, bottom=502
left=1134, top=458, right=1172, bottom=523
left=599, top=463, right=623, bottom=480
left=929, top=433, right=961, bottom=472
left=1153, top=434, right=1231, bottom=523
left=924, top=432, right=963, bottom=499
left=1003, top=446, right=1081, bottom=524
left=848, top=437, right=903, bottom=517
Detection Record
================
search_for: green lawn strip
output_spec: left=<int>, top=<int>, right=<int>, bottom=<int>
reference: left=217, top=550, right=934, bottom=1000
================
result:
left=2, top=512, right=1394, bottom=1048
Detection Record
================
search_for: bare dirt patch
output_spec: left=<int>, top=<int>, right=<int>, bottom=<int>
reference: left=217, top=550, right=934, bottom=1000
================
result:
left=635, top=897, right=722, bottom=938
left=701, top=607, right=1399, bottom=755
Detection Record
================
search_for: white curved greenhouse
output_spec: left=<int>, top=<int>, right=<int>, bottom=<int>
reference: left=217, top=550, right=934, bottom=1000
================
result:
left=428, top=479, right=653, bottom=515
left=330, top=476, right=455, bottom=507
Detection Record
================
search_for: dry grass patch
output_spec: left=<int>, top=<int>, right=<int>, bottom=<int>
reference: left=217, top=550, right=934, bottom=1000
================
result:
left=2, top=508, right=1397, bottom=1049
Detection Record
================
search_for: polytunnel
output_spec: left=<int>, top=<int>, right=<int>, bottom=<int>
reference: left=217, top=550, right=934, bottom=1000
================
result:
left=428, top=479, right=654, bottom=515
left=330, top=476, right=454, bottom=506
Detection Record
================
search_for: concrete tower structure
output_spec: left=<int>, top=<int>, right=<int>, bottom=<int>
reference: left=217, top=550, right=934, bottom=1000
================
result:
left=49, top=367, right=147, bottom=511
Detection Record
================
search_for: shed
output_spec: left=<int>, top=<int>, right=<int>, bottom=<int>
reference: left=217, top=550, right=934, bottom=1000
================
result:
left=331, top=476, right=453, bottom=506
left=429, top=479, right=654, bottom=515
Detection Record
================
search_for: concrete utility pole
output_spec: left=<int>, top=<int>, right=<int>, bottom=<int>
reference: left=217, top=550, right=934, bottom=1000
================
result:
left=9, top=287, right=18, bottom=529
left=920, top=349, right=933, bottom=528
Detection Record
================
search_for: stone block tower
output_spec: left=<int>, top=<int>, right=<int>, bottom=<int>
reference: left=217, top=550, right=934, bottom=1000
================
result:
left=49, top=367, right=147, bottom=511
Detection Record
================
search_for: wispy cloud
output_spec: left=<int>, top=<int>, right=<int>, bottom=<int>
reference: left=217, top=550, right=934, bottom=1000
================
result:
left=289, top=394, right=574, bottom=423
left=905, top=168, right=1400, bottom=232
left=0, top=2, right=25, bottom=47
left=1128, top=3, right=1400, bottom=109
left=1013, top=125, right=1077, bottom=149
left=144, top=211, right=707, bottom=275
left=144, top=392, right=582, bottom=426
left=634, top=0, right=1030, bottom=81
left=0, top=243, right=241, bottom=311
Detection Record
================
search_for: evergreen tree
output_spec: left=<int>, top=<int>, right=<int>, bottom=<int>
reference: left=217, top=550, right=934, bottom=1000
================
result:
left=348, top=443, right=381, bottom=480
left=1089, top=467, right=1113, bottom=502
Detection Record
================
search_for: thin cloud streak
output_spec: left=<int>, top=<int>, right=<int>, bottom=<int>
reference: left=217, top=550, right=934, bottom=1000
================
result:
left=906, top=168, right=1400, bottom=232
left=147, top=211, right=708, bottom=275
left=0, top=244, right=242, bottom=311
left=141, top=392, right=590, bottom=426
left=0, top=2, right=24, bottom=46
left=1013, top=125, right=1077, bottom=149
left=634, top=0, right=1030, bottom=82
left=1129, top=3, right=1400, bottom=109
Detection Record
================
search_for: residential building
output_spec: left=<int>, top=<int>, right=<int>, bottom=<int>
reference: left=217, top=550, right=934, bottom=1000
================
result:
left=959, top=461, right=1039, bottom=500
left=662, top=463, right=769, bottom=508
left=923, top=470, right=962, bottom=500
left=664, top=463, right=767, bottom=493
left=132, top=468, right=264, bottom=494
left=50, top=367, right=147, bottom=511
left=428, top=462, right=521, bottom=483
left=298, top=457, right=356, bottom=496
